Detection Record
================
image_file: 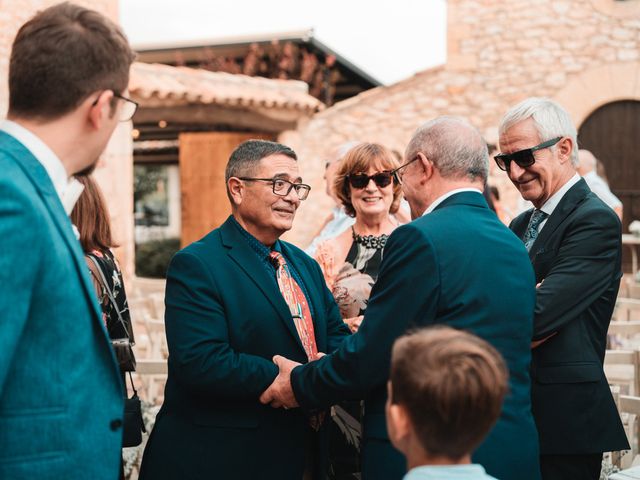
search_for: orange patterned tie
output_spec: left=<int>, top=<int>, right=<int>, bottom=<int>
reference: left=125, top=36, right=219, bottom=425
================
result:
left=270, top=251, right=324, bottom=430
left=270, top=251, right=318, bottom=360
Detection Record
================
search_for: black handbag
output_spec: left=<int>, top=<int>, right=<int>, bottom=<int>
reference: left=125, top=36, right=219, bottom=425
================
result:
left=123, top=371, right=146, bottom=448
left=87, top=255, right=145, bottom=446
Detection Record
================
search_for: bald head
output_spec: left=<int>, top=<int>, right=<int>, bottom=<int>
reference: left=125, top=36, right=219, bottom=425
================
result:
left=578, top=149, right=597, bottom=176
left=405, top=116, right=489, bottom=181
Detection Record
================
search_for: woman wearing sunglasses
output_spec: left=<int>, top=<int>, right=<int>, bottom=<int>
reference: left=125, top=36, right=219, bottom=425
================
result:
left=313, top=143, right=402, bottom=480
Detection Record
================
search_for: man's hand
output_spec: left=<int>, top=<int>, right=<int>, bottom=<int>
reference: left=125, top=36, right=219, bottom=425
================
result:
left=259, top=355, right=300, bottom=409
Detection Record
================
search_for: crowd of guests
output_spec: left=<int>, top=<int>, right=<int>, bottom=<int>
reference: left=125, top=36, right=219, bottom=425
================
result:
left=0, top=3, right=630, bottom=480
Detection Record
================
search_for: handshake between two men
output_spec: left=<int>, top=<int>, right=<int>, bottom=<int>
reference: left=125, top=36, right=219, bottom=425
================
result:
left=259, top=352, right=326, bottom=409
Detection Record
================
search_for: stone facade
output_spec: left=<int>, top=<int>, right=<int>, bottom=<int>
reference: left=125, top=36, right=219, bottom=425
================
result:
left=283, top=0, right=640, bottom=248
left=0, top=0, right=134, bottom=277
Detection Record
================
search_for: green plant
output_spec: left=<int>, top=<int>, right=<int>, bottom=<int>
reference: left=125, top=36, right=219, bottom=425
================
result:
left=135, top=238, right=180, bottom=278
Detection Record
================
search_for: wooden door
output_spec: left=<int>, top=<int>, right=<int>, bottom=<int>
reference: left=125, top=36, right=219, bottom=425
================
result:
left=179, top=132, right=274, bottom=247
left=579, top=100, right=640, bottom=271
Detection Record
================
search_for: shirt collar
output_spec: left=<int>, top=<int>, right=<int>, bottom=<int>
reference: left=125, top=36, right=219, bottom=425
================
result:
left=539, top=173, right=580, bottom=216
left=0, top=119, right=83, bottom=214
left=422, top=188, right=483, bottom=216
left=582, top=170, right=597, bottom=181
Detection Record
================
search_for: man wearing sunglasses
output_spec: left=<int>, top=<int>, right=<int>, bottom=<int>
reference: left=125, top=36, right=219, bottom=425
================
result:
left=261, top=117, right=541, bottom=480
left=499, top=98, right=628, bottom=480
left=140, top=140, right=350, bottom=480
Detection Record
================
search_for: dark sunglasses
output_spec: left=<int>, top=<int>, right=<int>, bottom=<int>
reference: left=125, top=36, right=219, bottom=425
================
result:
left=494, top=137, right=562, bottom=171
left=347, top=171, right=394, bottom=189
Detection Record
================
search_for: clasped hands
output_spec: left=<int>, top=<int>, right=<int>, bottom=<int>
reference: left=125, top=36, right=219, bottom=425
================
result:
left=259, top=352, right=325, bottom=409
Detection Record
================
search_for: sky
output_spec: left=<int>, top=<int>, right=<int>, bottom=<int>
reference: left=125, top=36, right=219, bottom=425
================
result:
left=119, top=0, right=447, bottom=85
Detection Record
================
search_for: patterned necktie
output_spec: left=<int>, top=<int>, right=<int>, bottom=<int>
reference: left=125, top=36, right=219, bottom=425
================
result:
left=270, top=251, right=325, bottom=430
left=523, top=209, right=548, bottom=251
left=269, top=251, right=318, bottom=361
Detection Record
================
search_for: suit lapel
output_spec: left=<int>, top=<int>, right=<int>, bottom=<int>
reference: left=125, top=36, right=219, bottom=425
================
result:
left=511, top=210, right=532, bottom=241
left=1, top=133, right=103, bottom=324
left=219, top=218, right=306, bottom=354
left=529, top=179, right=590, bottom=260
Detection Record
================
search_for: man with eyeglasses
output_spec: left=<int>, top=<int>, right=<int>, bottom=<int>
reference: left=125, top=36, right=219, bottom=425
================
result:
left=139, top=139, right=350, bottom=480
left=261, top=117, right=541, bottom=480
left=498, top=98, right=628, bottom=480
left=0, top=3, right=135, bottom=479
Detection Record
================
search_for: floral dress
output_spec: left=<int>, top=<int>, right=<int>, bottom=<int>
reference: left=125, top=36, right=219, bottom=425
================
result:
left=315, top=228, right=389, bottom=480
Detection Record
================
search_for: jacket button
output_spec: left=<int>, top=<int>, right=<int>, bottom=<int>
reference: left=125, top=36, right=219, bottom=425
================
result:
left=110, top=419, right=123, bottom=431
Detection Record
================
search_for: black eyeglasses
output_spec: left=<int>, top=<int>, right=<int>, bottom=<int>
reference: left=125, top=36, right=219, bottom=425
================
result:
left=390, top=156, right=419, bottom=185
left=113, top=92, right=138, bottom=122
left=494, top=137, right=562, bottom=172
left=92, top=91, right=138, bottom=122
left=347, top=171, right=395, bottom=189
left=237, top=177, right=311, bottom=200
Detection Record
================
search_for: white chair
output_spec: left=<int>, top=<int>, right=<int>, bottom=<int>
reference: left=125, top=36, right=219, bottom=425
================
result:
left=605, top=350, right=640, bottom=396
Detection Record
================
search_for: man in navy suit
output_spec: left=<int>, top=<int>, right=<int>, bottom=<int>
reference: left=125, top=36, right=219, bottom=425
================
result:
left=139, top=140, right=350, bottom=479
left=498, top=98, right=628, bottom=479
left=0, top=4, right=135, bottom=479
left=261, top=117, right=541, bottom=480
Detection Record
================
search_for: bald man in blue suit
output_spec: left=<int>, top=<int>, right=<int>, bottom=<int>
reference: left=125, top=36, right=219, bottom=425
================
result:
left=262, top=117, right=541, bottom=480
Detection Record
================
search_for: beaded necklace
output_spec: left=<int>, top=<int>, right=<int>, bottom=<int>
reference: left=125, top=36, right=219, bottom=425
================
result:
left=351, top=226, right=389, bottom=250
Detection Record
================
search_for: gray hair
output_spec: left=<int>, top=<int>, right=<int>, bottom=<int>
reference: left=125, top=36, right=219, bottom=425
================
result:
left=498, top=97, right=578, bottom=166
left=406, top=116, right=488, bottom=181
left=225, top=139, right=297, bottom=201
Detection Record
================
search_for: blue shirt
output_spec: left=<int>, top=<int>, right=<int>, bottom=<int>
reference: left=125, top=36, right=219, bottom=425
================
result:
left=404, top=465, right=499, bottom=480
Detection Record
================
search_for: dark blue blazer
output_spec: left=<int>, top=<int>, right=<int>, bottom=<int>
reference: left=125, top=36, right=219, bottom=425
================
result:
left=139, top=216, right=350, bottom=480
left=0, top=131, right=124, bottom=479
left=291, top=192, right=541, bottom=480
left=511, top=179, right=628, bottom=455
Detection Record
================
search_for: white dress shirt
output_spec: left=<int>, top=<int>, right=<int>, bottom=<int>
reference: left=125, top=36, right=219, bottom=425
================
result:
left=0, top=119, right=83, bottom=214
left=537, top=173, right=581, bottom=231
left=422, top=188, right=483, bottom=216
left=582, top=170, right=622, bottom=210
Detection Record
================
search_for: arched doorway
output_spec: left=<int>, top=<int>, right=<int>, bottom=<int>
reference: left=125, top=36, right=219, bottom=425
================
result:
left=579, top=100, right=640, bottom=272
left=579, top=100, right=640, bottom=232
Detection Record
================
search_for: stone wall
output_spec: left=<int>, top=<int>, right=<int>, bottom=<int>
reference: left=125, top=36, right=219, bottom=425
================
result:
left=283, top=0, right=640, bottom=248
left=0, top=0, right=134, bottom=277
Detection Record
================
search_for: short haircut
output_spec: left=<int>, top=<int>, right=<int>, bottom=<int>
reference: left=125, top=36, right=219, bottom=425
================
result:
left=390, top=326, right=509, bottom=460
left=225, top=139, right=297, bottom=202
left=498, top=97, right=578, bottom=166
left=334, top=143, right=402, bottom=217
left=405, top=116, right=488, bottom=182
left=9, top=2, right=135, bottom=120
left=70, top=175, right=116, bottom=253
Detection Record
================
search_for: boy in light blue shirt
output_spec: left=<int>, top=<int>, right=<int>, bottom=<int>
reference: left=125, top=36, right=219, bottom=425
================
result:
left=385, top=326, right=508, bottom=480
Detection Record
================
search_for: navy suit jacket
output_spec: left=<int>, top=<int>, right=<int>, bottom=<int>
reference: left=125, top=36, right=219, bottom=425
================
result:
left=292, top=192, right=541, bottom=480
left=140, top=216, right=350, bottom=480
left=0, top=131, right=124, bottom=479
left=510, top=179, right=628, bottom=455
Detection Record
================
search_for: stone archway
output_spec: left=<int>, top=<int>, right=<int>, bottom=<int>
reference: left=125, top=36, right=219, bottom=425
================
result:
left=578, top=100, right=640, bottom=233
left=553, top=61, right=640, bottom=128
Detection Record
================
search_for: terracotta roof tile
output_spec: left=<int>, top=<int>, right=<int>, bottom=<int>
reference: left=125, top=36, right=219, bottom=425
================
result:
left=129, top=62, right=324, bottom=113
